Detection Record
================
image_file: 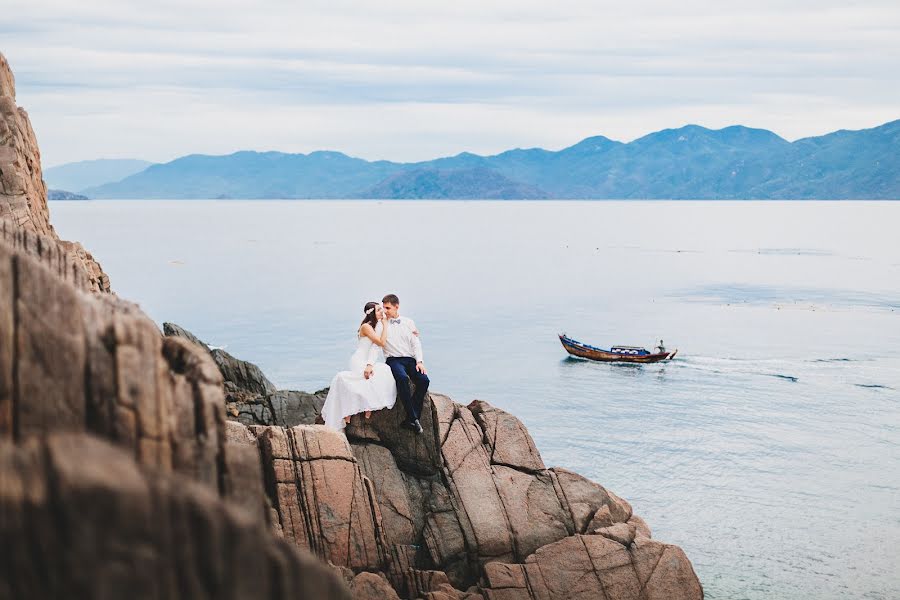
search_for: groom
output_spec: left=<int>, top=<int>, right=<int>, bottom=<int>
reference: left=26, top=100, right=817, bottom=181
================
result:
left=379, top=294, right=429, bottom=435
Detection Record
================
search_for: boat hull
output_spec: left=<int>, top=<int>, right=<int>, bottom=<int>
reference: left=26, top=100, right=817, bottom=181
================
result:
left=559, top=335, right=676, bottom=363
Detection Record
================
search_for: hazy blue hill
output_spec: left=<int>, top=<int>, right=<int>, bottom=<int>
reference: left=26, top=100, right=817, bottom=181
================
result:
left=586, top=125, right=792, bottom=198
left=82, top=120, right=900, bottom=199
left=417, top=151, right=491, bottom=171
left=358, top=167, right=549, bottom=199
left=86, top=151, right=403, bottom=198
left=749, top=120, right=900, bottom=199
left=47, top=189, right=89, bottom=200
left=44, top=158, right=154, bottom=192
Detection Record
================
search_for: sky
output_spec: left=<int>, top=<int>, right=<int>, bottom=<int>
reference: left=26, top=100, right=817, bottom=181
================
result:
left=3, top=0, right=899, bottom=167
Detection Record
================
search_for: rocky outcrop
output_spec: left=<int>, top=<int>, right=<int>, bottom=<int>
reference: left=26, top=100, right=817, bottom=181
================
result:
left=0, top=178, right=351, bottom=599
left=344, top=395, right=703, bottom=599
left=0, top=433, right=349, bottom=600
left=0, top=51, right=702, bottom=600
left=0, top=52, right=348, bottom=599
left=164, top=322, right=327, bottom=426
left=214, top=386, right=702, bottom=599
left=0, top=53, right=51, bottom=236
left=480, top=534, right=703, bottom=600
left=0, top=225, right=702, bottom=598
left=0, top=52, right=108, bottom=292
left=0, top=239, right=225, bottom=482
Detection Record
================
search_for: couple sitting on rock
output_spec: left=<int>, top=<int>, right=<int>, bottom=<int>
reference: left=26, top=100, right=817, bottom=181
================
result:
left=321, top=294, right=430, bottom=435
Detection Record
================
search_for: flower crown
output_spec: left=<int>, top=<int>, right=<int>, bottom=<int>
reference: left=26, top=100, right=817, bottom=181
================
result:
left=365, top=303, right=382, bottom=315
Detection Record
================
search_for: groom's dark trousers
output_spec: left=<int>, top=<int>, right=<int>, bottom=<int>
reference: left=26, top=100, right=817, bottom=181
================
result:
left=385, top=356, right=430, bottom=422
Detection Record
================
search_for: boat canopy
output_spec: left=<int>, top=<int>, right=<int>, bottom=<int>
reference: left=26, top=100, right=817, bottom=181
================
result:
left=610, top=346, right=650, bottom=355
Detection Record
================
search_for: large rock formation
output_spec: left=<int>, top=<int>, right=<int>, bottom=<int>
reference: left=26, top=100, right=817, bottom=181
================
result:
left=163, top=321, right=706, bottom=599
left=0, top=51, right=349, bottom=599
left=0, top=51, right=703, bottom=599
left=0, top=52, right=108, bottom=292
left=164, top=322, right=327, bottom=426
left=0, top=433, right=348, bottom=600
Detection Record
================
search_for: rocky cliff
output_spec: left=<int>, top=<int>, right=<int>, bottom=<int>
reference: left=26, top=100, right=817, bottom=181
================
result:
left=168, top=321, right=704, bottom=599
left=0, top=51, right=703, bottom=599
left=0, top=52, right=108, bottom=292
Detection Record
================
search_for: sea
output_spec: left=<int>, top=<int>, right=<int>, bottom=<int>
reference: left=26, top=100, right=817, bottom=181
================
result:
left=50, top=200, right=900, bottom=600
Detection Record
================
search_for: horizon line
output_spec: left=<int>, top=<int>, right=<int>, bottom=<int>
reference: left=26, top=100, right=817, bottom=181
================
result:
left=44, top=117, right=900, bottom=170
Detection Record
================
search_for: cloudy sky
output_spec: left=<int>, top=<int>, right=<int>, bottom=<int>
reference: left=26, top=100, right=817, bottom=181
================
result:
left=3, top=0, right=899, bottom=166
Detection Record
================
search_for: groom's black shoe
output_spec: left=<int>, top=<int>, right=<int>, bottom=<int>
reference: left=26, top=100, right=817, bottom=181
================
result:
left=401, top=419, right=424, bottom=435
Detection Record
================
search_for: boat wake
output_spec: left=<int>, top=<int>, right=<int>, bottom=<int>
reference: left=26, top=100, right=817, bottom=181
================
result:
left=854, top=383, right=894, bottom=390
left=673, top=355, right=802, bottom=384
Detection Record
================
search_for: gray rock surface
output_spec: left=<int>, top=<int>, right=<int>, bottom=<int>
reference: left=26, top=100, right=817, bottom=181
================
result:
left=164, top=321, right=327, bottom=427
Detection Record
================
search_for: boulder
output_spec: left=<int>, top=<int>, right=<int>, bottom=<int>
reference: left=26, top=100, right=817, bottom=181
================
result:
left=255, top=424, right=387, bottom=570
left=481, top=534, right=703, bottom=600
left=629, top=513, right=653, bottom=540
left=469, top=399, right=544, bottom=472
left=222, top=420, right=269, bottom=522
left=345, top=389, right=444, bottom=476
left=552, top=467, right=632, bottom=533
left=346, top=396, right=659, bottom=593
left=350, top=572, right=401, bottom=600
left=352, top=441, right=420, bottom=545
left=0, top=237, right=228, bottom=488
left=593, top=522, right=638, bottom=547
left=162, top=321, right=210, bottom=350
left=164, top=322, right=326, bottom=427
left=0, top=433, right=350, bottom=600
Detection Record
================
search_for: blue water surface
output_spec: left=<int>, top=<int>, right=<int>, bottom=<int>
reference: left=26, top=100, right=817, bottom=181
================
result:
left=51, top=200, right=900, bottom=600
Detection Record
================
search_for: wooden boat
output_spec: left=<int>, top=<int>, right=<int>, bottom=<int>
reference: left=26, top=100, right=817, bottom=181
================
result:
left=559, top=333, right=677, bottom=363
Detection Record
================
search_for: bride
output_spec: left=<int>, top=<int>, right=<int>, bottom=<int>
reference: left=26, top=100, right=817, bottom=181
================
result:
left=321, top=302, right=398, bottom=430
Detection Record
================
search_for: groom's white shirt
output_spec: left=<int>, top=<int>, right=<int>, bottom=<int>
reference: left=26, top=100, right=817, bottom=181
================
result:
left=375, top=317, right=423, bottom=363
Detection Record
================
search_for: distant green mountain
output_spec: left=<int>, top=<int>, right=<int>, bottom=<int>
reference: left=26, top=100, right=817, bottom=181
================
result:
left=84, top=120, right=900, bottom=199
left=44, top=159, right=154, bottom=193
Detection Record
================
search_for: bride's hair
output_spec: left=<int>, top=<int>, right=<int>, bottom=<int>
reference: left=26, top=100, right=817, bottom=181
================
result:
left=359, top=301, right=379, bottom=332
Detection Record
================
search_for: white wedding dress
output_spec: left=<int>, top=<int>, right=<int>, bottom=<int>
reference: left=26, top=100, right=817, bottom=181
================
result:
left=322, top=335, right=397, bottom=430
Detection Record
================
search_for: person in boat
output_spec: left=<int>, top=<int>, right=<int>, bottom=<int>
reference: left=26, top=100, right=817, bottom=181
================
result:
left=655, top=339, right=666, bottom=353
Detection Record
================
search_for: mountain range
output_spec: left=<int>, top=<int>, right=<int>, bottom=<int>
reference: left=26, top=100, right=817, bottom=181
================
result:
left=55, top=120, right=900, bottom=199
left=44, top=158, right=154, bottom=192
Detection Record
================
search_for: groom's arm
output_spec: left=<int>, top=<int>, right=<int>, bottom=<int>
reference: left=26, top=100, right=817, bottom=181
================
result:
left=408, top=319, right=424, bottom=363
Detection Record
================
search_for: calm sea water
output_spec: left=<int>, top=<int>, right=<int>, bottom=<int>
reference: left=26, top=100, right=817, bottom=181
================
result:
left=51, top=200, right=899, bottom=600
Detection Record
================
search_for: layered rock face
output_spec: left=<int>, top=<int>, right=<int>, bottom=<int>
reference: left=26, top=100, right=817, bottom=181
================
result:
left=163, top=318, right=705, bottom=599
left=0, top=434, right=347, bottom=600
left=0, top=51, right=702, bottom=599
left=344, top=397, right=701, bottom=599
left=0, top=52, right=349, bottom=599
left=0, top=211, right=353, bottom=598
left=0, top=52, right=108, bottom=292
